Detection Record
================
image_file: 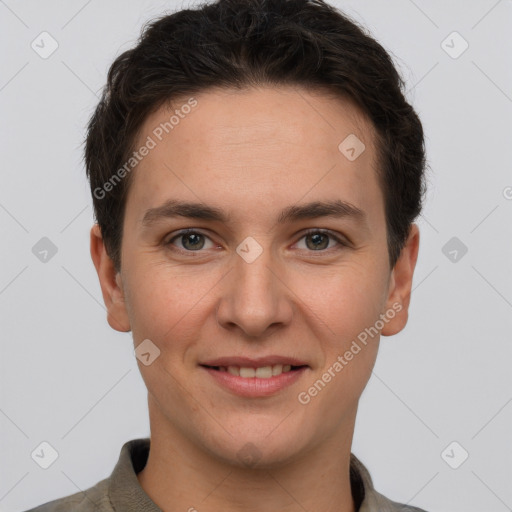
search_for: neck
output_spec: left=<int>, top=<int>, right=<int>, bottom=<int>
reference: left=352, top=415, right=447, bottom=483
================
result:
left=137, top=398, right=358, bottom=512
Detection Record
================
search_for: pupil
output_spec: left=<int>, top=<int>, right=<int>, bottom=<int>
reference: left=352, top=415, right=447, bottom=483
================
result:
left=184, top=233, right=204, bottom=250
left=307, top=233, right=328, bottom=250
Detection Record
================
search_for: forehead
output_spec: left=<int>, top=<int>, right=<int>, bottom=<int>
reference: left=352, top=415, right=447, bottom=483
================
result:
left=126, top=85, right=383, bottom=228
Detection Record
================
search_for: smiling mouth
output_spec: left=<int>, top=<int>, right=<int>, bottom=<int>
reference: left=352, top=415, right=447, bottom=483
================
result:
left=200, top=364, right=307, bottom=379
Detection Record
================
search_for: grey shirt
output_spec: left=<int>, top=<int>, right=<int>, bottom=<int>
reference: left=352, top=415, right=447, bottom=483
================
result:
left=24, top=438, right=429, bottom=512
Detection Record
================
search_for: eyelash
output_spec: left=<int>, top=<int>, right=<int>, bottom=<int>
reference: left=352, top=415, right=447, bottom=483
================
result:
left=165, top=228, right=348, bottom=255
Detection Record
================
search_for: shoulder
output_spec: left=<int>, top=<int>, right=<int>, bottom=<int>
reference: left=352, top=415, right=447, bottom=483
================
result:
left=362, top=487, right=430, bottom=512
left=21, top=478, right=112, bottom=512
left=350, top=454, right=430, bottom=512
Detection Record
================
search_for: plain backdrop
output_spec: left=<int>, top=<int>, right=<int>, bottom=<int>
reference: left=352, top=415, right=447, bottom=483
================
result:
left=1, top=1, right=511, bottom=511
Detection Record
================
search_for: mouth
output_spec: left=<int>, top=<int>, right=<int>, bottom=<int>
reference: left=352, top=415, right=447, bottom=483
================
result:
left=199, top=357, right=310, bottom=397
left=200, top=364, right=308, bottom=378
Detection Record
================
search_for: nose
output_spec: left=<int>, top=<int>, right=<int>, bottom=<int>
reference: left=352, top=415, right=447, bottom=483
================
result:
left=215, top=241, right=294, bottom=339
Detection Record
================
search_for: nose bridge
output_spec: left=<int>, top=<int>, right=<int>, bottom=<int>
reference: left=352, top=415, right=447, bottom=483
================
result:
left=216, top=236, right=292, bottom=336
left=234, top=238, right=279, bottom=311
left=237, top=247, right=275, bottom=298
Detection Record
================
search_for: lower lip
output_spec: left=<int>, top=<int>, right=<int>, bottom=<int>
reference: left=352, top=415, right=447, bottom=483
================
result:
left=201, top=366, right=308, bottom=397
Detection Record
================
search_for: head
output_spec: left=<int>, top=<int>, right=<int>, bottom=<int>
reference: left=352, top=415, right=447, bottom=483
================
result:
left=88, top=0, right=425, bottom=468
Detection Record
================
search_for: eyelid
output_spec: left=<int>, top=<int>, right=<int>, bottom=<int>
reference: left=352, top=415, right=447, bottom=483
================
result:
left=295, top=228, right=349, bottom=250
left=166, top=228, right=216, bottom=249
left=165, top=227, right=349, bottom=253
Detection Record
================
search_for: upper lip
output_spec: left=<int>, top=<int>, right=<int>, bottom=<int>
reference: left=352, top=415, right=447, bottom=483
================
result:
left=200, top=356, right=309, bottom=368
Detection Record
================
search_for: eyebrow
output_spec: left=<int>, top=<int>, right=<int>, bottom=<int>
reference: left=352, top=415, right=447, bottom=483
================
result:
left=141, top=198, right=367, bottom=228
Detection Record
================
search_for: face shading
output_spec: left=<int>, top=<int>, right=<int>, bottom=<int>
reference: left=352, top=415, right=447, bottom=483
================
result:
left=92, top=85, right=418, bottom=469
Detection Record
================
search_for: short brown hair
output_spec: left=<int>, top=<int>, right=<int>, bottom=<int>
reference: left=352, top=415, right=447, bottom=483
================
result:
left=84, top=0, right=426, bottom=271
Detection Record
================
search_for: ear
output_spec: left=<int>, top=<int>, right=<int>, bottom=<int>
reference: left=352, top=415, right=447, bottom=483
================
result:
left=381, top=223, right=420, bottom=337
left=90, top=224, right=131, bottom=332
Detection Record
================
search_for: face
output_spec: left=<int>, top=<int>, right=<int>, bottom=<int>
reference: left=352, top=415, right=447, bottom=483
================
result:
left=91, top=85, right=419, bottom=468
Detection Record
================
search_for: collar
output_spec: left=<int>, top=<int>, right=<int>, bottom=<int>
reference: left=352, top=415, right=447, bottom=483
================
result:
left=108, top=438, right=403, bottom=512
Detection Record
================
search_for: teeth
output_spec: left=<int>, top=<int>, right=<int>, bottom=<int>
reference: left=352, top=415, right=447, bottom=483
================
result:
left=272, top=364, right=283, bottom=376
left=221, top=364, right=296, bottom=378
left=255, top=366, right=272, bottom=378
left=240, top=367, right=256, bottom=378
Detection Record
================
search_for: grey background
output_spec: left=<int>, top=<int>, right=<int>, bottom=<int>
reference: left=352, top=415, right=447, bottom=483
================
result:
left=1, top=1, right=511, bottom=511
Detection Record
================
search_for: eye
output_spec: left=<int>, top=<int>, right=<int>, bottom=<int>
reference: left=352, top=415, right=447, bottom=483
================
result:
left=294, top=229, right=347, bottom=252
left=166, top=229, right=216, bottom=252
left=165, top=228, right=348, bottom=255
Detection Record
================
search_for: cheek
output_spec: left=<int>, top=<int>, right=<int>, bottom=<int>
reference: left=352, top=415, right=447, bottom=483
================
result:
left=295, top=260, right=388, bottom=341
left=124, top=262, right=220, bottom=347
left=291, top=260, right=386, bottom=410
left=296, top=269, right=383, bottom=426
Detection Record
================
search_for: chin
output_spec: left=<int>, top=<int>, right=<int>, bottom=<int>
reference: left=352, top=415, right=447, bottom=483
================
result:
left=205, top=428, right=309, bottom=470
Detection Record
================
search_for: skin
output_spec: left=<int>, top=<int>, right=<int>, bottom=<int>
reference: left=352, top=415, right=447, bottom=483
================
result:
left=90, top=85, right=419, bottom=512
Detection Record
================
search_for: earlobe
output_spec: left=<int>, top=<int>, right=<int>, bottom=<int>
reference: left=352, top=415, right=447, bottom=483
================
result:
left=381, top=223, right=420, bottom=337
left=90, top=224, right=131, bottom=332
